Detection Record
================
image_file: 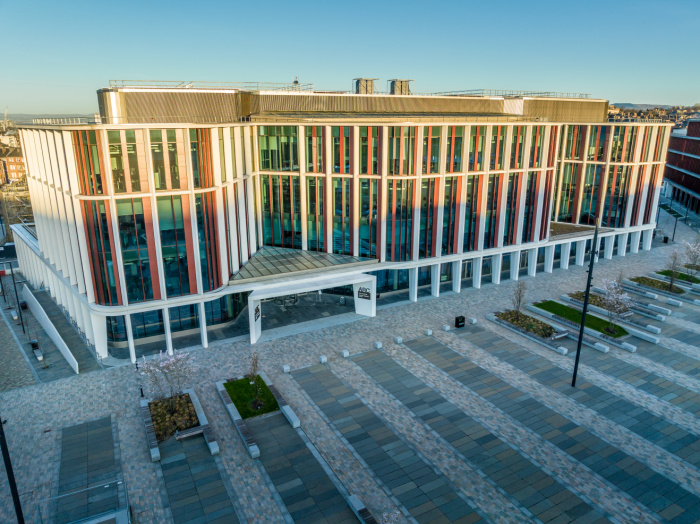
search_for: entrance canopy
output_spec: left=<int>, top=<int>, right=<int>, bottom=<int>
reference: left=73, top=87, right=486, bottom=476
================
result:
left=247, top=273, right=376, bottom=344
left=232, top=246, right=378, bottom=283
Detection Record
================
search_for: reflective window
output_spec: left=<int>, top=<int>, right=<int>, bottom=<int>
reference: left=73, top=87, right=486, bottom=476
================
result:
left=469, top=126, right=486, bottom=171
left=387, top=179, right=413, bottom=262
left=521, top=172, right=537, bottom=243
left=587, top=126, right=607, bottom=161
left=332, top=127, right=351, bottom=174
left=83, top=200, right=120, bottom=305
left=261, top=174, right=301, bottom=248
left=109, top=130, right=143, bottom=193
left=445, top=126, right=464, bottom=173
left=529, top=126, right=544, bottom=168
left=419, top=178, right=437, bottom=258
left=195, top=192, right=221, bottom=291
left=442, top=177, right=459, bottom=255
left=602, top=165, right=631, bottom=228
left=157, top=195, right=192, bottom=297
left=117, top=198, right=156, bottom=303
left=564, top=125, right=584, bottom=160
left=359, top=179, right=378, bottom=257
left=388, top=126, right=417, bottom=175
left=557, top=163, right=578, bottom=223
left=306, top=177, right=324, bottom=252
left=305, top=126, right=323, bottom=173
left=169, top=304, right=200, bottom=333
left=422, top=126, right=441, bottom=174
left=151, top=129, right=182, bottom=190
left=463, top=176, right=479, bottom=252
left=360, top=127, right=379, bottom=175
left=204, top=293, right=249, bottom=326
left=580, top=164, right=603, bottom=225
left=503, top=173, right=520, bottom=246
left=72, top=130, right=104, bottom=195
left=258, top=126, right=299, bottom=172
left=190, top=128, right=214, bottom=188
left=484, top=174, right=502, bottom=249
left=490, top=126, right=506, bottom=170
left=510, top=126, right=525, bottom=169
left=332, top=177, right=351, bottom=254
left=131, top=310, right=165, bottom=339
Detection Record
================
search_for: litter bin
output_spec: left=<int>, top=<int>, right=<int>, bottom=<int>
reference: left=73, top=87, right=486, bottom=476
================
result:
left=663, top=236, right=669, bottom=244
left=455, top=316, right=466, bottom=328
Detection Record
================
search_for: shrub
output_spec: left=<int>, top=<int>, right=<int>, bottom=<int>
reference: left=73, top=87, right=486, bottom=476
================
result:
left=149, top=393, right=199, bottom=442
left=496, top=310, right=555, bottom=339
left=534, top=300, right=628, bottom=338
left=656, top=270, right=700, bottom=284
left=631, top=276, right=685, bottom=294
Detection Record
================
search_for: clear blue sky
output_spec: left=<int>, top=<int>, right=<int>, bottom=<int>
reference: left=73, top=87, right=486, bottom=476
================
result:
left=2, top=0, right=699, bottom=113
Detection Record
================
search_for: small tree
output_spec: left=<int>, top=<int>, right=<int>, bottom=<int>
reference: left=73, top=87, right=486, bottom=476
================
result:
left=511, top=280, right=527, bottom=314
left=248, top=352, right=264, bottom=411
left=599, top=278, right=632, bottom=335
left=685, top=240, right=700, bottom=277
left=379, top=510, right=402, bottom=524
left=141, top=350, right=194, bottom=411
left=666, top=250, right=683, bottom=291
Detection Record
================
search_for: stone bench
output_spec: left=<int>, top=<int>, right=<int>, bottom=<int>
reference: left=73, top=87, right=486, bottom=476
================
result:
left=260, top=371, right=300, bottom=429
left=140, top=398, right=160, bottom=462
left=551, top=331, right=569, bottom=340
left=216, top=380, right=260, bottom=459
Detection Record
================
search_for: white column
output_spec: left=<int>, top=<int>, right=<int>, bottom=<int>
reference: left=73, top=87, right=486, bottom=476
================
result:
left=604, top=236, right=614, bottom=259
left=408, top=268, right=418, bottom=302
left=642, top=229, right=653, bottom=251
left=528, top=248, right=537, bottom=277
left=472, top=256, right=482, bottom=289
left=544, top=245, right=555, bottom=273
left=162, top=307, right=173, bottom=355
left=595, top=236, right=603, bottom=262
left=452, top=261, right=462, bottom=293
left=90, top=311, right=108, bottom=359
left=199, top=302, right=208, bottom=348
left=630, top=231, right=641, bottom=254
left=492, top=254, right=502, bottom=285
left=510, top=251, right=520, bottom=281
left=125, top=314, right=136, bottom=363
left=560, top=242, right=571, bottom=270
left=617, top=233, right=628, bottom=257
left=575, top=240, right=586, bottom=266
left=430, top=263, right=440, bottom=297
left=299, top=126, right=308, bottom=251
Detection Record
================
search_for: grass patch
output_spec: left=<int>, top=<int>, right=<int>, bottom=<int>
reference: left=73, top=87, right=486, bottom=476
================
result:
left=534, top=300, right=628, bottom=338
left=496, top=310, right=555, bottom=338
left=660, top=203, right=684, bottom=218
left=149, top=393, right=199, bottom=442
left=631, top=276, right=685, bottom=294
left=656, top=270, right=700, bottom=284
left=224, top=375, right=279, bottom=419
left=569, top=291, right=629, bottom=313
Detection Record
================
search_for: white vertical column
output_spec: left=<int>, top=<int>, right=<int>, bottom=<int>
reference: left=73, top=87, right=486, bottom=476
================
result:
left=324, top=126, right=333, bottom=253
left=299, top=126, right=308, bottom=251
left=162, top=307, right=173, bottom=355
left=352, top=126, right=360, bottom=257
left=560, top=242, right=571, bottom=270
left=199, top=302, right=208, bottom=348
left=642, top=229, right=653, bottom=250
left=408, top=267, right=418, bottom=302
left=90, top=311, right=108, bottom=359
left=617, top=233, right=628, bottom=257
left=452, top=261, right=462, bottom=293
left=492, top=253, right=502, bottom=284
left=604, top=236, right=614, bottom=259
left=528, top=247, right=537, bottom=277
left=544, top=245, right=555, bottom=273
left=510, top=251, right=520, bottom=281
left=379, top=126, right=389, bottom=263
left=430, top=263, right=440, bottom=297
left=575, top=240, right=586, bottom=266
left=630, top=231, right=641, bottom=254
left=472, top=256, right=482, bottom=289
left=125, top=314, right=136, bottom=363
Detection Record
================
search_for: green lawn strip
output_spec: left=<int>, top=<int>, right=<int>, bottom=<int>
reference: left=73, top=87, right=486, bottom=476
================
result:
left=656, top=270, right=700, bottom=284
left=630, top=276, right=685, bottom=294
left=224, top=375, right=279, bottom=419
left=534, top=300, right=628, bottom=338
left=660, top=204, right=684, bottom=218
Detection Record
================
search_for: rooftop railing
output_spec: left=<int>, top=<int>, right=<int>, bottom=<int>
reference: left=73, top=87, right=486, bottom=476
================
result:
left=108, top=79, right=315, bottom=92
left=31, top=117, right=96, bottom=125
left=432, top=89, right=592, bottom=99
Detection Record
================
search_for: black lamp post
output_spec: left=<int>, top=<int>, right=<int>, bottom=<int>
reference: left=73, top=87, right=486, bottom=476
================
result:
left=0, top=419, right=25, bottom=523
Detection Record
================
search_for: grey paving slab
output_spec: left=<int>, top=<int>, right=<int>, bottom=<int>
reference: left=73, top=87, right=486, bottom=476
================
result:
left=246, top=411, right=356, bottom=524
left=405, top=336, right=700, bottom=524
left=293, top=364, right=482, bottom=524
left=353, top=349, right=607, bottom=523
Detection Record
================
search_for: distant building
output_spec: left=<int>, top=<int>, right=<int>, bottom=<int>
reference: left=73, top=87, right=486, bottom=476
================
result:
left=0, top=147, right=26, bottom=183
left=664, top=119, right=700, bottom=210
left=0, top=133, right=19, bottom=148
left=12, top=80, right=670, bottom=362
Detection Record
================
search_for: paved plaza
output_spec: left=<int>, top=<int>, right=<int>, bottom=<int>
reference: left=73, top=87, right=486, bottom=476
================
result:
left=3, top=210, right=700, bottom=523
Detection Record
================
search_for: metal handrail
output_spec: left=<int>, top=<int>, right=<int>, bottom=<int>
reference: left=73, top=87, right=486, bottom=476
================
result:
left=108, top=79, right=315, bottom=91
left=433, top=89, right=592, bottom=99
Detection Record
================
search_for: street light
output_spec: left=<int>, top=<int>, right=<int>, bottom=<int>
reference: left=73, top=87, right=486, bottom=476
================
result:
left=572, top=219, right=600, bottom=388
left=6, top=263, right=25, bottom=334
left=0, top=418, right=25, bottom=523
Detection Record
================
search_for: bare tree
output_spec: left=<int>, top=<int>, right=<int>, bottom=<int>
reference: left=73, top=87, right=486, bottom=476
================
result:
left=685, top=239, right=700, bottom=277
left=666, top=250, right=683, bottom=291
left=140, top=350, right=194, bottom=411
left=599, top=278, right=632, bottom=335
left=511, top=280, right=527, bottom=314
left=248, top=352, right=263, bottom=410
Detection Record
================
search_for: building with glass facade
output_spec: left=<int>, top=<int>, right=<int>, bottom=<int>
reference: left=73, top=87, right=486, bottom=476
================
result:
left=663, top=119, right=700, bottom=210
left=12, top=81, right=671, bottom=363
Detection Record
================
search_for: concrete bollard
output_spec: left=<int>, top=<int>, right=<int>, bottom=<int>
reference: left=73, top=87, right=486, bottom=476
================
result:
left=319, top=355, right=328, bottom=364
left=374, top=341, right=383, bottom=349
left=394, top=336, right=403, bottom=344
left=442, top=324, right=450, bottom=332
left=469, top=318, right=478, bottom=325
left=282, top=365, right=291, bottom=373
left=425, top=329, right=433, bottom=336
left=341, top=350, right=350, bottom=358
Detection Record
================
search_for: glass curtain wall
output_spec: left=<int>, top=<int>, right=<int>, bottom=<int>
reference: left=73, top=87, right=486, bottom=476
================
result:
left=490, top=126, right=506, bottom=170
left=151, top=130, right=182, bottom=190
left=108, top=130, right=143, bottom=193
left=643, top=165, right=659, bottom=224
left=386, top=179, right=413, bottom=261
left=603, top=166, right=631, bottom=228
left=306, top=177, right=324, bottom=252
left=521, top=172, right=537, bottom=243
left=360, top=127, right=379, bottom=175
left=332, top=178, right=351, bottom=254
left=157, top=195, right=193, bottom=297
left=422, top=126, right=441, bottom=174
left=564, top=125, right=584, bottom=160
left=190, top=128, right=215, bottom=188
left=463, top=176, right=479, bottom=252
left=419, top=178, right=437, bottom=258
left=445, top=126, right=463, bottom=172
left=510, top=126, right=525, bottom=169
left=116, top=198, right=158, bottom=303
left=82, top=200, right=120, bottom=305
left=469, top=126, right=485, bottom=171
left=557, top=163, right=578, bottom=222
left=503, top=173, right=520, bottom=246
left=332, top=127, right=351, bottom=174
left=259, top=126, right=298, bottom=171
left=588, top=126, right=608, bottom=161
left=359, top=179, right=378, bottom=257
left=169, top=304, right=200, bottom=333
left=540, top=170, right=554, bottom=240
left=529, top=126, right=544, bottom=168
left=580, top=164, right=603, bottom=225
left=484, top=174, right=501, bottom=249
left=72, top=130, right=104, bottom=195
left=261, top=174, right=301, bottom=248
left=611, top=126, right=638, bottom=163
left=442, top=176, right=459, bottom=255
left=195, top=192, right=221, bottom=291
left=388, top=127, right=417, bottom=175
